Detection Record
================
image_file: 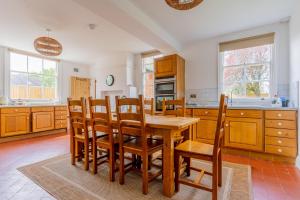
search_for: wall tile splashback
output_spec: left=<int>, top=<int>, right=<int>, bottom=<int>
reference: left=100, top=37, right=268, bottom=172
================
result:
left=186, top=84, right=290, bottom=106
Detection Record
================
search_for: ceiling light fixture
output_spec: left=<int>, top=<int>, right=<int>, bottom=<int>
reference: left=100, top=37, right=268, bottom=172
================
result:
left=165, top=0, right=203, bottom=10
left=34, top=28, right=62, bottom=56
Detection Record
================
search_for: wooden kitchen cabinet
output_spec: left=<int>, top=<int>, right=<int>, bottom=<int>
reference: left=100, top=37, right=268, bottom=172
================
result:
left=32, top=111, right=54, bottom=132
left=192, top=109, right=218, bottom=144
left=224, top=117, right=264, bottom=151
left=0, top=113, right=30, bottom=137
left=154, top=54, right=185, bottom=78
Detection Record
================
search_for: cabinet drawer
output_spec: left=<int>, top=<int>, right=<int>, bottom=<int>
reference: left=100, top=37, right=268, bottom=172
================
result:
left=193, top=109, right=219, bottom=117
left=265, top=136, right=296, bottom=147
left=265, top=110, right=296, bottom=121
left=265, top=145, right=297, bottom=157
left=265, top=128, right=296, bottom=138
left=185, top=109, right=192, bottom=116
left=1, top=107, right=30, bottom=114
left=55, top=115, right=67, bottom=120
left=55, top=111, right=67, bottom=116
left=227, top=109, right=263, bottom=118
left=55, top=120, right=67, bottom=129
left=55, top=106, right=67, bottom=111
left=31, top=107, right=54, bottom=112
left=265, top=120, right=296, bottom=129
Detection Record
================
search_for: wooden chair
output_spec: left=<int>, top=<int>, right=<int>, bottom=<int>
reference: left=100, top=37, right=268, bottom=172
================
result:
left=174, top=94, right=228, bottom=200
left=144, top=98, right=154, bottom=115
left=116, top=95, right=163, bottom=195
left=162, top=97, right=185, bottom=117
left=68, top=97, right=90, bottom=171
left=88, top=96, right=118, bottom=181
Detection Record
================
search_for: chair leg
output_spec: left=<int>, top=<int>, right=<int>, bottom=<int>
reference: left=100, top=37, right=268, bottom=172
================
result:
left=142, top=154, right=149, bottom=195
left=185, top=157, right=191, bottom=177
left=174, top=151, right=180, bottom=192
left=109, top=147, right=116, bottom=182
left=71, top=138, right=75, bottom=165
left=148, top=155, right=152, bottom=170
left=212, top=161, right=218, bottom=200
left=84, top=141, right=89, bottom=171
left=119, top=147, right=125, bottom=185
left=92, top=141, right=97, bottom=174
left=218, top=152, right=222, bottom=187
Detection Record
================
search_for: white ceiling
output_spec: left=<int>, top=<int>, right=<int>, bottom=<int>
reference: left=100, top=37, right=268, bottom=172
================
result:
left=0, top=0, right=296, bottom=65
left=130, top=0, right=296, bottom=45
left=0, top=0, right=153, bottom=65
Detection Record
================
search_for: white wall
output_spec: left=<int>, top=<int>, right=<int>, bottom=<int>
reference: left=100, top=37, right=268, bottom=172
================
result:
left=181, top=22, right=290, bottom=103
left=90, top=52, right=137, bottom=99
left=0, top=46, right=91, bottom=103
left=289, top=1, right=300, bottom=169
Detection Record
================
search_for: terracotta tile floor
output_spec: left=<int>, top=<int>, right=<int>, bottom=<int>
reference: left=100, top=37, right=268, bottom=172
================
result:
left=0, top=133, right=299, bottom=200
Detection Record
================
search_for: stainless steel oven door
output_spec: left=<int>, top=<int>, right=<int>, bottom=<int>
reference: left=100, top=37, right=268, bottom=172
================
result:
left=155, top=95, right=175, bottom=111
left=155, top=81, right=175, bottom=95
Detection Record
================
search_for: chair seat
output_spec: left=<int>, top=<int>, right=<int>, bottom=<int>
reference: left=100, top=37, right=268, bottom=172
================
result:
left=175, top=140, right=213, bottom=156
left=97, top=134, right=131, bottom=144
left=74, top=131, right=105, bottom=140
left=123, top=138, right=163, bottom=154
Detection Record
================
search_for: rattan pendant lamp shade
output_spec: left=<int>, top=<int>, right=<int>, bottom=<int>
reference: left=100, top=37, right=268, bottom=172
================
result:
left=165, top=0, right=204, bottom=10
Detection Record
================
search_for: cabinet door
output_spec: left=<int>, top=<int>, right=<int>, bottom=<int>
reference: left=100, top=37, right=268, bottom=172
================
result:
left=154, top=55, right=176, bottom=78
left=1, top=113, right=30, bottom=137
left=194, top=118, right=217, bottom=144
left=225, top=118, right=263, bottom=151
left=32, top=112, right=54, bottom=132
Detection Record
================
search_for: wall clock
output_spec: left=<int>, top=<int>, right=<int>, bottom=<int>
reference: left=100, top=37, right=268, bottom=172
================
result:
left=106, top=75, right=114, bottom=86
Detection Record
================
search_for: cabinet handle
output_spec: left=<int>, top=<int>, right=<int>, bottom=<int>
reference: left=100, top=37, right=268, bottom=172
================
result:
left=277, top=113, right=282, bottom=117
left=240, top=112, right=244, bottom=116
left=278, top=122, right=282, bottom=126
left=225, top=124, right=229, bottom=127
left=15, top=109, right=18, bottom=112
left=277, top=131, right=282, bottom=135
left=205, top=111, right=208, bottom=114
left=277, top=149, right=282, bottom=153
left=277, top=140, right=282, bottom=144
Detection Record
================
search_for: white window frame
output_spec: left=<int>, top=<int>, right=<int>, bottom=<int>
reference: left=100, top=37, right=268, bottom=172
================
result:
left=218, top=43, right=277, bottom=102
left=4, top=49, right=61, bottom=103
left=141, top=54, right=163, bottom=98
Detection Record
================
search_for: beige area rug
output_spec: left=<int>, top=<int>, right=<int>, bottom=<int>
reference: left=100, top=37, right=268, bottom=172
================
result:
left=18, top=155, right=252, bottom=200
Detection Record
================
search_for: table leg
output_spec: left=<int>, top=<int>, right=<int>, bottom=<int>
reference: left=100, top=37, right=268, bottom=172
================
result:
left=162, top=129, right=175, bottom=197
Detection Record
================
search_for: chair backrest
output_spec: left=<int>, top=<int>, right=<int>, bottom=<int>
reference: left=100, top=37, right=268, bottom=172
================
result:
left=144, top=98, right=154, bottom=115
left=88, top=96, right=112, bottom=139
left=162, top=97, right=185, bottom=117
left=213, top=94, right=228, bottom=157
left=115, top=95, right=146, bottom=138
left=67, top=97, right=88, bottom=140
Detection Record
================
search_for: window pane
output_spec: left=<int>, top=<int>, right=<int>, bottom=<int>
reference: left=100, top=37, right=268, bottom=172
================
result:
left=224, top=82, right=245, bottom=98
left=10, top=53, right=27, bottom=72
left=246, top=81, right=270, bottom=98
left=144, top=63, right=153, bottom=72
left=44, top=60, right=57, bottom=75
left=246, top=64, right=270, bottom=81
left=223, top=44, right=272, bottom=66
left=224, top=66, right=243, bottom=83
left=28, top=74, right=42, bottom=99
left=43, top=77, right=57, bottom=99
left=10, top=72, right=28, bottom=99
left=28, top=56, right=43, bottom=74
left=144, top=73, right=154, bottom=98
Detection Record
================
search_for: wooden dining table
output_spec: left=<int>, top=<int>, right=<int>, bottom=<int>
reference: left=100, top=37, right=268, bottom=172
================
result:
left=73, top=114, right=199, bottom=197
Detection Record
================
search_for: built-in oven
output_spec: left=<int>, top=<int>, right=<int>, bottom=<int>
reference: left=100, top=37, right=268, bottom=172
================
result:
left=155, top=94, right=175, bottom=111
left=154, top=77, right=176, bottom=95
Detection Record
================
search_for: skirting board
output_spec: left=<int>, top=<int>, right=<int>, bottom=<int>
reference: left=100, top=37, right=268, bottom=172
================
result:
left=0, top=129, right=67, bottom=144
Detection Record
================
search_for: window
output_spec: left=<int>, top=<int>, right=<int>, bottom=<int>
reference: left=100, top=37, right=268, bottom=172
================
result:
left=10, top=52, right=58, bottom=100
left=142, top=53, right=162, bottom=98
left=219, top=33, right=274, bottom=99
